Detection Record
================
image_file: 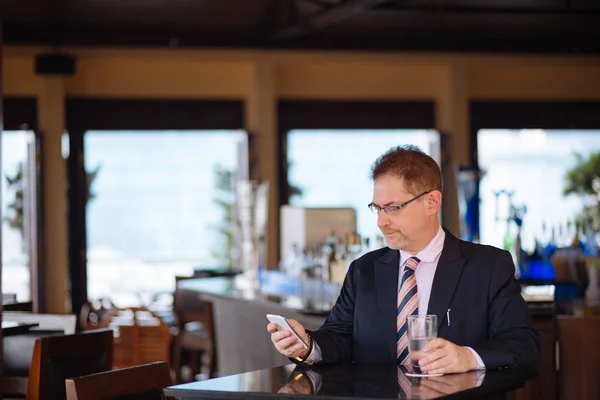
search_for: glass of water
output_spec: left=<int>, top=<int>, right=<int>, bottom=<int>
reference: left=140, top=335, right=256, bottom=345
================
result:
left=407, top=315, right=437, bottom=374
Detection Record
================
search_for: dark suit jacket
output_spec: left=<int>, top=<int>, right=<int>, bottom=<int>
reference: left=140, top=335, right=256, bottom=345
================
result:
left=309, top=229, right=541, bottom=370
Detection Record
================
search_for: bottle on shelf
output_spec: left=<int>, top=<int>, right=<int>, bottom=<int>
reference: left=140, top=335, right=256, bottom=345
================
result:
left=545, top=225, right=557, bottom=260
left=327, top=243, right=337, bottom=284
left=363, top=237, right=371, bottom=253
left=571, top=221, right=582, bottom=248
left=578, top=222, right=587, bottom=249
left=331, top=235, right=348, bottom=285
left=503, top=224, right=515, bottom=257
left=281, top=243, right=302, bottom=277
left=347, top=232, right=362, bottom=261
left=584, top=222, right=598, bottom=256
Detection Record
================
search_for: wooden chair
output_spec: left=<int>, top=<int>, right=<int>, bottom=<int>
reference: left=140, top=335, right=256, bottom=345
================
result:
left=172, top=276, right=216, bottom=382
left=65, top=361, right=173, bottom=400
left=1, top=330, right=64, bottom=398
left=26, top=328, right=114, bottom=400
left=3, top=312, right=77, bottom=334
left=110, top=308, right=171, bottom=369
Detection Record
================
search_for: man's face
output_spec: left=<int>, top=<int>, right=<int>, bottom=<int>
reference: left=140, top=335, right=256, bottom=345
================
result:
left=372, top=174, right=430, bottom=251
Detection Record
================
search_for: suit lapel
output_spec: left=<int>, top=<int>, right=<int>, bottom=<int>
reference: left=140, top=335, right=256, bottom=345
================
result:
left=374, top=249, right=400, bottom=363
left=427, top=230, right=466, bottom=331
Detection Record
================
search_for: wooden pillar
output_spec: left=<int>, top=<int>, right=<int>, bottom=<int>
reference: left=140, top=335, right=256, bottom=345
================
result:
left=245, top=61, right=279, bottom=268
left=436, top=63, right=470, bottom=237
left=37, top=77, right=69, bottom=313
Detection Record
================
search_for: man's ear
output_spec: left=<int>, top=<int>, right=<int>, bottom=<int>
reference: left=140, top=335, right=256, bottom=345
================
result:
left=427, top=190, right=442, bottom=215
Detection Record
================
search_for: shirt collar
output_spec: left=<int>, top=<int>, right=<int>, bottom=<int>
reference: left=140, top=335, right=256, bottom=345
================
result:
left=400, top=226, right=445, bottom=265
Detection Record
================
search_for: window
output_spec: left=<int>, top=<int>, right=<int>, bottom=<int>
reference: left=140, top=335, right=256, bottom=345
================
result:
left=2, top=130, right=36, bottom=301
left=478, top=129, right=600, bottom=252
left=84, top=130, right=245, bottom=306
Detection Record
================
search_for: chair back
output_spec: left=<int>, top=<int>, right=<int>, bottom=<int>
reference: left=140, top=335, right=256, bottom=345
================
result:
left=65, top=362, right=172, bottom=400
left=172, top=276, right=217, bottom=378
left=4, top=312, right=77, bottom=334
left=173, top=277, right=214, bottom=331
left=1, top=330, right=64, bottom=397
left=27, top=328, right=114, bottom=400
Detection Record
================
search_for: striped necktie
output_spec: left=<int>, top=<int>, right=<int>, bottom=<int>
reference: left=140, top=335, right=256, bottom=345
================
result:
left=396, top=256, right=420, bottom=364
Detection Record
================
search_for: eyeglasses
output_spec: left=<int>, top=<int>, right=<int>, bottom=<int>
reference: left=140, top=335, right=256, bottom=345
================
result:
left=368, top=191, right=432, bottom=216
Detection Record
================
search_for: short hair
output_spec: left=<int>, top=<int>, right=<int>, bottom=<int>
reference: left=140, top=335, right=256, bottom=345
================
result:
left=370, top=145, right=443, bottom=195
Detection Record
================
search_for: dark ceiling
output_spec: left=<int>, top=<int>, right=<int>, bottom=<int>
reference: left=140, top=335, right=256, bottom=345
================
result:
left=3, top=0, right=600, bottom=53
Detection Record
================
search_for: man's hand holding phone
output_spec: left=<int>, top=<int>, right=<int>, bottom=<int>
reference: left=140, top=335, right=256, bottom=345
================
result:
left=267, top=315, right=310, bottom=360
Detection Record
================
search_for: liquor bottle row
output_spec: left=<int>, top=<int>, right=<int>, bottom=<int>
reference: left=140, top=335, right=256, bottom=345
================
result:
left=532, top=221, right=599, bottom=261
left=280, top=232, right=385, bottom=284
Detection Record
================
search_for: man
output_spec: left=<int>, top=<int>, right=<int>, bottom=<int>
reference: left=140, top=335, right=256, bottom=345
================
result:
left=268, top=145, right=540, bottom=374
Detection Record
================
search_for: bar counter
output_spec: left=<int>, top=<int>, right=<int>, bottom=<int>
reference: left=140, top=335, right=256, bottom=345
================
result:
left=165, top=363, right=535, bottom=400
left=177, top=272, right=340, bottom=376
left=176, top=272, right=600, bottom=399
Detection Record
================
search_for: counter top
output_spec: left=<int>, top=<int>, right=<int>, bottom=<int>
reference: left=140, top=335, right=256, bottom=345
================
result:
left=178, top=271, right=341, bottom=316
left=180, top=271, right=554, bottom=316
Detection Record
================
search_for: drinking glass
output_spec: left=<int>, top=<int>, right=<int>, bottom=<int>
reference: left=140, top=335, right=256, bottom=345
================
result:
left=406, top=315, right=437, bottom=374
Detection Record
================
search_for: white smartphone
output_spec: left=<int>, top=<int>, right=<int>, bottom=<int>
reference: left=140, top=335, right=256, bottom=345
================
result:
left=266, top=314, right=309, bottom=349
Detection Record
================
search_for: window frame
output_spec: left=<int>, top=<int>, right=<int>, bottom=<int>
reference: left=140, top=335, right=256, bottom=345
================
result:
left=2, top=97, right=44, bottom=311
left=65, top=98, right=244, bottom=315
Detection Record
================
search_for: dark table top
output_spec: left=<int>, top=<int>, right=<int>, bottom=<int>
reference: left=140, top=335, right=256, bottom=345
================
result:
left=2, top=321, right=39, bottom=337
left=164, top=363, right=535, bottom=400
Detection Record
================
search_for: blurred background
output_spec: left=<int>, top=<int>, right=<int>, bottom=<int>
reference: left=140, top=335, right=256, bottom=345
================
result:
left=3, top=0, right=600, bottom=310
left=1, top=0, right=600, bottom=396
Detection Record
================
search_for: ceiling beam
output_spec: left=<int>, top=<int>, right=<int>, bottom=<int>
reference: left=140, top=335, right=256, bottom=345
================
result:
left=268, top=0, right=392, bottom=42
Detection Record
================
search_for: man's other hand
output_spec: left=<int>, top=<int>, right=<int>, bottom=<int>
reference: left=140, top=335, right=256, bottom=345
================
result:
left=418, top=338, right=477, bottom=374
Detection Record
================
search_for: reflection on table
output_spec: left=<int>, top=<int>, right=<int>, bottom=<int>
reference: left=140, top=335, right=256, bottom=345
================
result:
left=165, top=363, right=535, bottom=400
